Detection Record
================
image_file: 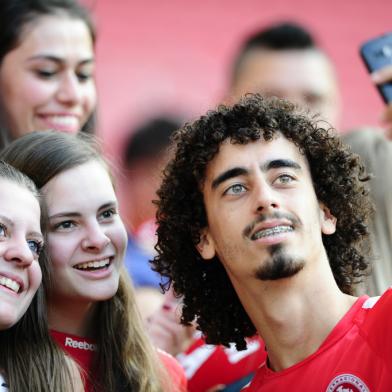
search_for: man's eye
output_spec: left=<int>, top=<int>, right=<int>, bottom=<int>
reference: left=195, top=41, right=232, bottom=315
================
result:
left=224, top=184, right=247, bottom=195
left=277, top=174, right=295, bottom=184
left=27, top=240, right=43, bottom=256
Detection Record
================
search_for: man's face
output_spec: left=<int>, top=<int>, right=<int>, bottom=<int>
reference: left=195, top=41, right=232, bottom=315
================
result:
left=230, top=49, right=341, bottom=127
left=197, top=135, right=336, bottom=283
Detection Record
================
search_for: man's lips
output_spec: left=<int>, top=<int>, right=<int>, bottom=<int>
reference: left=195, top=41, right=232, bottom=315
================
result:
left=243, top=213, right=301, bottom=240
left=251, top=224, right=294, bottom=240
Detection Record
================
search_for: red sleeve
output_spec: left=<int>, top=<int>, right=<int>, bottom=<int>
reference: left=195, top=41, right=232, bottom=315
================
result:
left=158, top=349, right=188, bottom=392
left=361, top=287, right=392, bottom=365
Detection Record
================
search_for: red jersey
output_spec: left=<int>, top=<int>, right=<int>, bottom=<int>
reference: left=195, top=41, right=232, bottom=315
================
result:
left=242, top=288, right=392, bottom=392
left=177, top=335, right=266, bottom=391
left=51, top=330, right=187, bottom=392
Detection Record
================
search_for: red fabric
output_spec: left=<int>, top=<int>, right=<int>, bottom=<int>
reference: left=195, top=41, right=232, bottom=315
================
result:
left=158, top=349, right=188, bottom=391
left=51, top=330, right=186, bottom=391
left=242, top=289, right=392, bottom=391
left=51, top=330, right=96, bottom=392
left=177, top=335, right=266, bottom=392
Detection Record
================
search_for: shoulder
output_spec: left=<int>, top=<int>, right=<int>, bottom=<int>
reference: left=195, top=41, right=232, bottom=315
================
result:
left=158, top=349, right=187, bottom=392
left=360, top=288, right=392, bottom=354
left=362, top=287, right=392, bottom=315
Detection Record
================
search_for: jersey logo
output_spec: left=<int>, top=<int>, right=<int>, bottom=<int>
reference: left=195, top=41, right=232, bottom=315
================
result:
left=326, top=374, right=369, bottom=392
left=64, top=336, right=96, bottom=351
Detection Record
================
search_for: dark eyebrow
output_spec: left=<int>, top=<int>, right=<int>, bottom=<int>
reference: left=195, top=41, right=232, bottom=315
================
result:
left=48, top=212, right=81, bottom=220
left=211, top=159, right=301, bottom=190
left=49, top=201, right=117, bottom=220
left=261, top=159, right=301, bottom=171
left=98, top=202, right=117, bottom=211
left=211, top=167, right=249, bottom=189
left=27, top=55, right=94, bottom=66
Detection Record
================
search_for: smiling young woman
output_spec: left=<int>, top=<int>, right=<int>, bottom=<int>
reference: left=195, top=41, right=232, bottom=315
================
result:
left=0, top=0, right=96, bottom=149
left=0, top=160, right=82, bottom=392
left=1, top=131, right=186, bottom=392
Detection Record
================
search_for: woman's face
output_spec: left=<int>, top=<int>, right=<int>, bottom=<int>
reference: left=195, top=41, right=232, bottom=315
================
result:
left=0, top=179, right=43, bottom=330
left=43, top=160, right=127, bottom=305
left=0, top=14, right=96, bottom=137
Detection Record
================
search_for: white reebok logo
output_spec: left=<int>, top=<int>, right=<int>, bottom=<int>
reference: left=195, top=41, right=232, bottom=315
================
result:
left=64, top=336, right=96, bottom=351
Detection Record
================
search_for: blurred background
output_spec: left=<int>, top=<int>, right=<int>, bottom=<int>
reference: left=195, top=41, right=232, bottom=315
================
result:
left=82, top=0, right=392, bottom=158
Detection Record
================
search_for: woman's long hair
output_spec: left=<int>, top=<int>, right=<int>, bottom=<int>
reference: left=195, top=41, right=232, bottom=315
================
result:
left=0, top=131, right=164, bottom=391
left=0, top=161, right=79, bottom=392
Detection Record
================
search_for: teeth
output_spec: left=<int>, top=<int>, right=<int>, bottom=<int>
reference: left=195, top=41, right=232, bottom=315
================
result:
left=253, top=225, right=293, bottom=239
left=75, top=258, right=110, bottom=270
left=0, top=277, right=20, bottom=293
left=45, top=116, right=79, bottom=127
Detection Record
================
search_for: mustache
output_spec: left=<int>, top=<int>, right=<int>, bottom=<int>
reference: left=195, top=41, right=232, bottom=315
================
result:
left=243, top=211, right=301, bottom=239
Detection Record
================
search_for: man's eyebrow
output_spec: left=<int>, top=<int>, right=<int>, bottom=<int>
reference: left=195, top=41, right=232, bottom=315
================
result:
left=210, top=159, right=301, bottom=190
left=261, top=159, right=301, bottom=171
left=211, top=167, right=249, bottom=189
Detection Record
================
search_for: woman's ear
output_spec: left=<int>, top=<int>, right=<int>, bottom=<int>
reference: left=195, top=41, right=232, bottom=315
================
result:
left=196, top=228, right=216, bottom=260
left=319, top=203, right=337, bottom=235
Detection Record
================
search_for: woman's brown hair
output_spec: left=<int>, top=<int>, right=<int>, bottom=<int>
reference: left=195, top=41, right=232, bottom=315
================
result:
left=0, top=131, right=164, bottom=391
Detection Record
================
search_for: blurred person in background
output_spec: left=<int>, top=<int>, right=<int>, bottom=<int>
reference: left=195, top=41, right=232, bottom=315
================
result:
left=120, top=116, right=182, bottom=317
left=341, top=64, right=392, bottom=295
left=0, top=0, right=96, bottom=150
left=227, top=22, right=341, bottom=127
left=342, top=128, right=392, bottom=295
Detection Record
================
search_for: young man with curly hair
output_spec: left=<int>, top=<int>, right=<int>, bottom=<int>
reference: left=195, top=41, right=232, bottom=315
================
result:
left=152, top=94, right=392, bottom=390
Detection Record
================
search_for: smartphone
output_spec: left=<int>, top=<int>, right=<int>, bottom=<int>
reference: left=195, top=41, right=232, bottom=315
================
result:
left=360, top=32, right=392, bottom=103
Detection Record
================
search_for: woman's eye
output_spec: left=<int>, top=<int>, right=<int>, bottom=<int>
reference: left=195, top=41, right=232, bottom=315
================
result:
left=76, top=72, right=92, bottom=82
left=27, top=240, right=42, bottom=256
left=0, top=224, right=6, bottom=237
left=55, top=221, right=75, bottom=230
left=224, top=184, right=247, bottom=195
left=100, top=208, right=116, bottom=220
left=35, top=69, right=56, bottom=79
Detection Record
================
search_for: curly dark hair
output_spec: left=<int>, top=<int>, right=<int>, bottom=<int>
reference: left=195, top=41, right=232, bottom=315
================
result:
left=152, top=94, right=372, bottom=350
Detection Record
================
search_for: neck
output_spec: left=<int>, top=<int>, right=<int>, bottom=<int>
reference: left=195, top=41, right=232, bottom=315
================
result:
left=48, top=296, right=97, bottom=337
left=230, top=256, right=357, bottom=371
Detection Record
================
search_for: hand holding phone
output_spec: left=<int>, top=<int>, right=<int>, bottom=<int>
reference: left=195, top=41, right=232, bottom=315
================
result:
left=360, top=32, right=392, bottom=103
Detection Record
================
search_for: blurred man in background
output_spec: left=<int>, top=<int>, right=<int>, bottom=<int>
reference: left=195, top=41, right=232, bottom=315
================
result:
left=227, top=22, right=341, bottom=127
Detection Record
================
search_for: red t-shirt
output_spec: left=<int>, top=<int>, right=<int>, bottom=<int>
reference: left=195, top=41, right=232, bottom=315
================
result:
left=51, top=330, right=187, bottom=392
left=242, top=289, right=392, bottom=391
left=177, top=335, right=266, bottom=391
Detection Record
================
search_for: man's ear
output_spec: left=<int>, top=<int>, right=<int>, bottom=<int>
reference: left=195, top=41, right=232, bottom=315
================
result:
left=319, top=203, right=337, bottom=235
left=196, top=228, right=216, bottom=260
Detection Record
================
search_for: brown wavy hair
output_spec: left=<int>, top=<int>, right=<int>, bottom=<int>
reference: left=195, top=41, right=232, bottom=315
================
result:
left=0, top=131, right=165, bottom=392
left=152, top=94, right=372, bottom=350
